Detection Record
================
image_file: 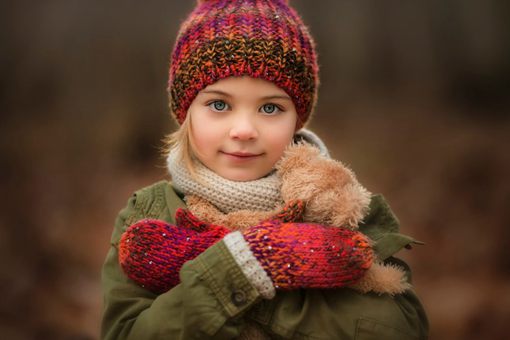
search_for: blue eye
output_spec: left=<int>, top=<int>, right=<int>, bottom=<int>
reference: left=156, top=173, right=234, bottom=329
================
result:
left=209, top=100, right=229, bottom=112
left=261, top=104, right=280, bottom=114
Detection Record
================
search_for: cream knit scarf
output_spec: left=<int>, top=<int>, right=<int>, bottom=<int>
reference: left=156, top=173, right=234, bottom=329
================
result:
left=167, top=129, right=329, bottom=214
left=167, top=153, right=281, bottom=213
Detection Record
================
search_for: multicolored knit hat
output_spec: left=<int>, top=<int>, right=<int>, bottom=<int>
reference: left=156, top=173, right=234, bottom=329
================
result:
left=168, top=0, right=319, bottom=128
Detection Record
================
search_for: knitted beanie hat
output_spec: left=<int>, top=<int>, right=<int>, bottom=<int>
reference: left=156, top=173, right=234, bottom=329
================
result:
left=168, top=0, right=319, bottom=128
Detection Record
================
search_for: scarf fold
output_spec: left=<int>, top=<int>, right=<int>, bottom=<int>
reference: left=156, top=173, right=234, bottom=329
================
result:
left=167, top=129, right=329, bottom=214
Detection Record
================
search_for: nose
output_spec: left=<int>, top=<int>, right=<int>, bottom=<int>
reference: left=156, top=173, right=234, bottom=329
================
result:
left=229, top=113, right=258, bottom=141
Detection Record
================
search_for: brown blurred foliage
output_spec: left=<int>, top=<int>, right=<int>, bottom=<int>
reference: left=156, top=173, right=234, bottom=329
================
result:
left=1, top=1, right=509, bottom=339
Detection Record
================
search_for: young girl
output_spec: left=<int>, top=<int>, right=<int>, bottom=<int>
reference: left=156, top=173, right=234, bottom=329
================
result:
left=101, top=1, right=429, bottom=339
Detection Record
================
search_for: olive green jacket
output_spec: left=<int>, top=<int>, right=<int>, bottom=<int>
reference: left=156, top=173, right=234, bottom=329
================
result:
left=101, top=181, right=429, bottom=339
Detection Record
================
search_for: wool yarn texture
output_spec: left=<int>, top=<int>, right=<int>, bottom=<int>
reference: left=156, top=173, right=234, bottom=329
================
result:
left=168, top=0, right=319, bottom=128
left=118, top=213, right=230, bottom=294
left=167, top=147, right=282, bottom=213
left=119, top=206, right=373, bottom=294
left=119, top=201, right=306, bottom=293
left=166, top=129, right=330, bottom=215
left=234, top=221, right=374, bottom=290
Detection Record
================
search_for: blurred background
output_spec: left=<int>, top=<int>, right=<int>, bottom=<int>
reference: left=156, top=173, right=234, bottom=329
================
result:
left=1, top=0, right=509, bottom=339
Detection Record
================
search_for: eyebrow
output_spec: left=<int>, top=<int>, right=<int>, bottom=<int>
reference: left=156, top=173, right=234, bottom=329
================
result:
left=200, top=90, right=291, bottom=101
left=260, top=95, right=292, bottom=101
left=200, top=90, right=232, bottom=97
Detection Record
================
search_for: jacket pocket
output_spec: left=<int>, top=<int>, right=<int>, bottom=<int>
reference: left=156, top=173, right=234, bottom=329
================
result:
left=355, top=317, right=421, bottom=340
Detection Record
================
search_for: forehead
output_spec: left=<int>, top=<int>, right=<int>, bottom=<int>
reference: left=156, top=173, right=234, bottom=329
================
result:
left=201, top=76, right=290, bottom=98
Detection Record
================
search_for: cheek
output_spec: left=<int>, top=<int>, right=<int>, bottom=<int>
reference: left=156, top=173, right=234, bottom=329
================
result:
left=265, top=123, right=295, bottom=156
left=190, top=126, right=215, bottom=158
left=189, top=110, right=220, bottom=155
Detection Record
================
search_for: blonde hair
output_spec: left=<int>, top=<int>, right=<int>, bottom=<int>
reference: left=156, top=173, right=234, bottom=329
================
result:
left=163, top=114, right=198, bottom=178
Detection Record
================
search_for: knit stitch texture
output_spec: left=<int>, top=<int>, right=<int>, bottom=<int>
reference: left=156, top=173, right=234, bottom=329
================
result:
left=168, top=0, right=319, bottom=128
left=118, top=215, right=230, bottom=294
left=239, top=221, right=374, bottom=290
left=167, top=147, right=282, bottom=213
left=118, top=201, right=305, bottom=294
left=119, top=206, right=374, bottom=296
left=167, top=129, right=330, bottom=215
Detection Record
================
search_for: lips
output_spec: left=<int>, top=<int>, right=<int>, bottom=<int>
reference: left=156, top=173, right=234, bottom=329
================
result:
left=220, top=151, right=263, bottom=159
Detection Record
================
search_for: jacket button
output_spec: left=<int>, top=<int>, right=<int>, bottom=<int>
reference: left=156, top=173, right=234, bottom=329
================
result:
left=231, top=290, right=247, bottom=306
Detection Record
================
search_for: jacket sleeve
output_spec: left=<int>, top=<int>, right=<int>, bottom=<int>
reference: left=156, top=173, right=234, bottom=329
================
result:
left=101, top=192, right=263, bottom=340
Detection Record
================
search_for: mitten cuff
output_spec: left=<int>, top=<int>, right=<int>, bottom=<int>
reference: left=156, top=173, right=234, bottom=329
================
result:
left=223, top=232, right=275, bottom=299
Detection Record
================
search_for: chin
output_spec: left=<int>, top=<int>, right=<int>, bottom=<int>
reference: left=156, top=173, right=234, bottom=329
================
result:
left=220, top=170, right=263, bottom=182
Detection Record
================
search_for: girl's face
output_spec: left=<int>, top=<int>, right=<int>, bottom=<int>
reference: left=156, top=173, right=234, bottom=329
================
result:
left=188, top=76, right=298, bottom=181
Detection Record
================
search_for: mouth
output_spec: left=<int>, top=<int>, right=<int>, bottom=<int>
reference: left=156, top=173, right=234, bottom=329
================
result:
left=220, top=151, right=263, bottom=159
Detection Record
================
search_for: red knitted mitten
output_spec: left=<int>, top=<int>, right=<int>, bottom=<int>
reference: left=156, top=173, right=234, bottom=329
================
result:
left=118, top=210, right=230, bottom=293
left=118, top=201, right=306, bottom=294
left=224, top=221, right=374, bottom=294
left=266, top=199, right=305, bottom=223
